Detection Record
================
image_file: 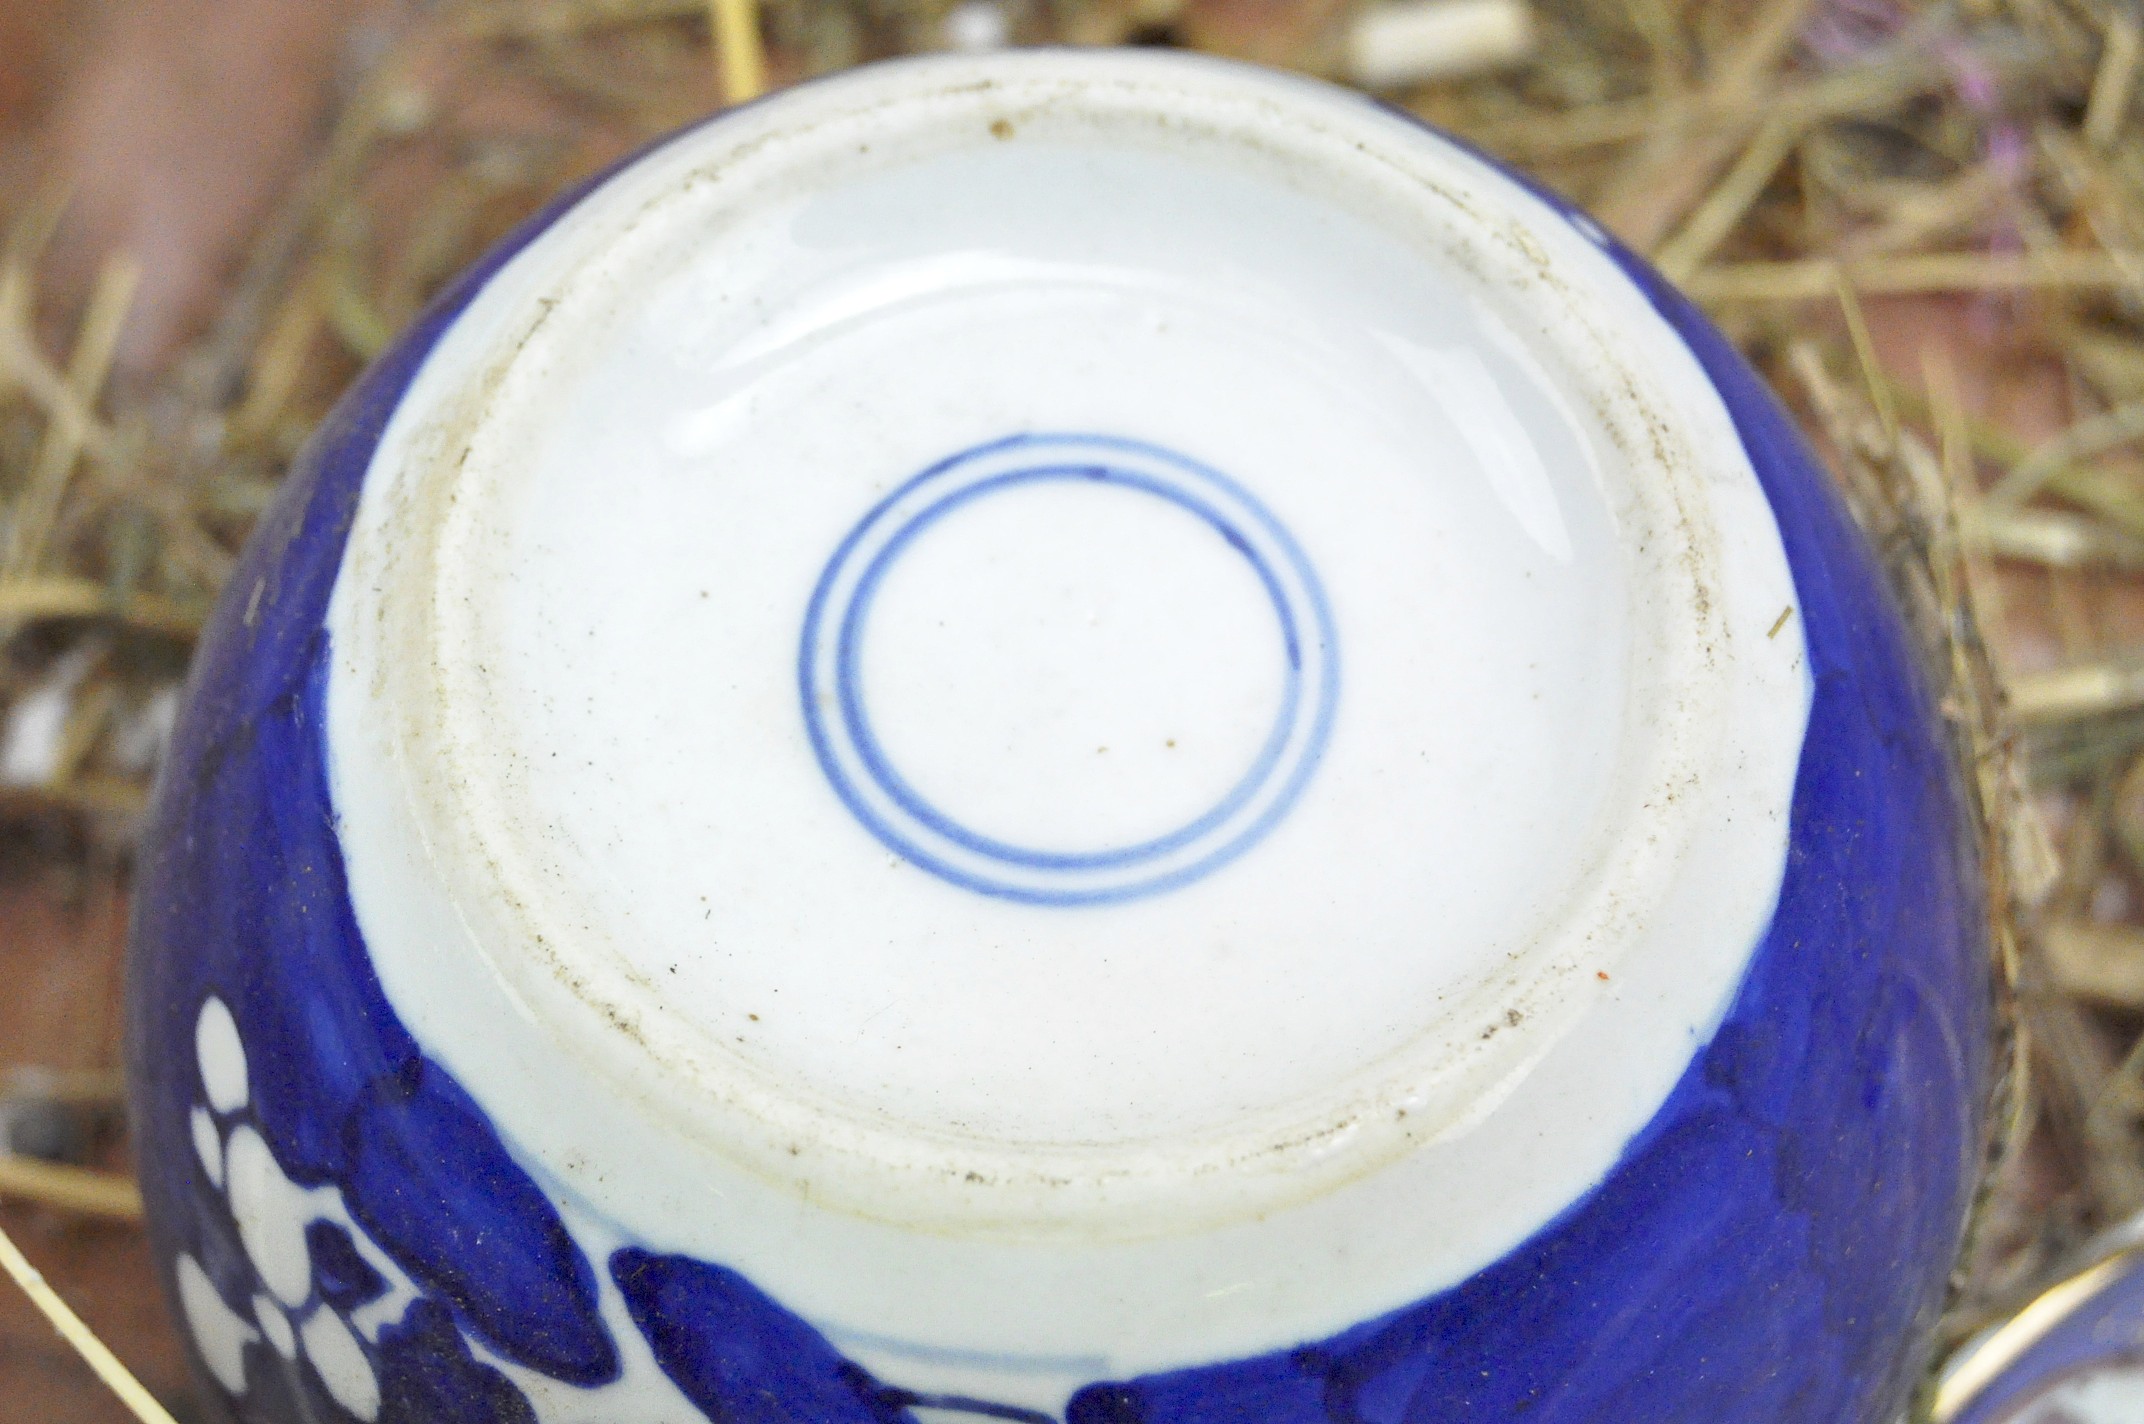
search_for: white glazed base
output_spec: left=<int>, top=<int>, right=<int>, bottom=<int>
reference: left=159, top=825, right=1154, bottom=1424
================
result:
left=322, top=50, right=1809, bottom=1405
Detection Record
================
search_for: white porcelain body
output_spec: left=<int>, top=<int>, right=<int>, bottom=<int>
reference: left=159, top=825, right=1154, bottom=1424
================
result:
left=129, top=49, right=1988, bottom=1424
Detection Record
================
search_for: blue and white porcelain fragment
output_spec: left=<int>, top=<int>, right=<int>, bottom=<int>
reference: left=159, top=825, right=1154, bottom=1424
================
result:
left=127, top=49, right=1992, bottom=1424
left=1933, top=1223, right=2144, bottom=1424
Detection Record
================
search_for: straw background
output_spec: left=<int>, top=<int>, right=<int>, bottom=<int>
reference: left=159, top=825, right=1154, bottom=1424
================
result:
left=0, top=0, right=2132, bottom=1417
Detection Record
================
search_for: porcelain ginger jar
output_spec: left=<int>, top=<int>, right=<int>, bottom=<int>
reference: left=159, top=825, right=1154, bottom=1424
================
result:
left=128, top=48, right=1991, bottom=1424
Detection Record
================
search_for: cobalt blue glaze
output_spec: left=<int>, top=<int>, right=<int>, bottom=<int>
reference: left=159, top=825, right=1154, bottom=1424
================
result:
left=306, top=1222, right=388, bottom=1314
left=127, top=62, right=1989, bottom=1424
left=376, top=1301, right=544, bottom=1424
left=611, top=1250, right=912, bottom=1424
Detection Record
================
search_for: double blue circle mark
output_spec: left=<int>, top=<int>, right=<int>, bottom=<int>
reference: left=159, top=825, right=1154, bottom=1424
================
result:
left=799, top=433, right=1338, bottom=906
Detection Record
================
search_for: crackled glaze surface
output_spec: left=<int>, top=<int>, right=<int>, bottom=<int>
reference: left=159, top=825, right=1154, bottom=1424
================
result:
left=129, top=50, right=1987, bottom=1424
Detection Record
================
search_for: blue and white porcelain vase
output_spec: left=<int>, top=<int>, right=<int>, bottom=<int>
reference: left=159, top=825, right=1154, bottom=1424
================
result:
left=1932, top=1222, right=2144, bottom=1424
left=128, top=49, right=1992, bottom=1424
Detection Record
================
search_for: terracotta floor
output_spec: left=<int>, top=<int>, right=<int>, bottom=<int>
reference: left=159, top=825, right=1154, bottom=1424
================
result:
left=0, top=850, right=200, bottom=1423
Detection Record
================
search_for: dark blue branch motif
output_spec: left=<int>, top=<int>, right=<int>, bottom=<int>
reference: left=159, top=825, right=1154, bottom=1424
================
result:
left=614, top=1250, right=1064, bottom=1424
left=376, top=1300, right=540, bottom=1424
left=614, top=1250, right=917, bottom=1424
left=306, top=1221, right=388, bottom=1314
left=345, top=1060, right=617, bottom=1384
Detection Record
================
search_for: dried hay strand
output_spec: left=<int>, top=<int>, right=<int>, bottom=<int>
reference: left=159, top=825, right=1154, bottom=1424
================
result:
left=0, top=1219, right=180, bottom=1424
left=0, top=0, right=2140, bottom=1415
